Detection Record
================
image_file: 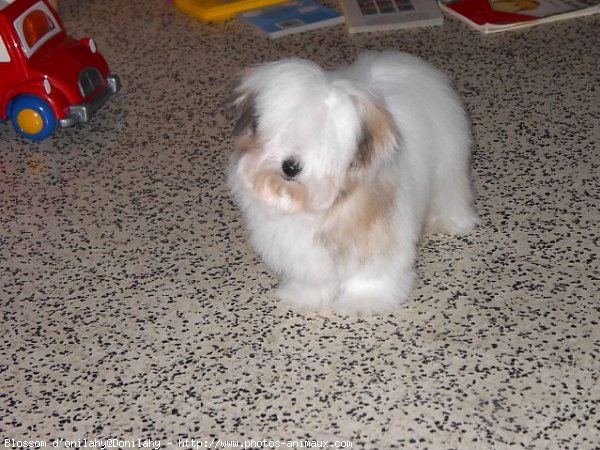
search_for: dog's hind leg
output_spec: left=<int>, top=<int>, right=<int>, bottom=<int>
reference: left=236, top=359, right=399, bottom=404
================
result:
left=425, top=148, right=478, bottom=235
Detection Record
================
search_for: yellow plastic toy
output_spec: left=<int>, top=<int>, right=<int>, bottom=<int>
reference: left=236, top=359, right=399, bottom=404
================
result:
left=174, top=0, right=287, bottom=21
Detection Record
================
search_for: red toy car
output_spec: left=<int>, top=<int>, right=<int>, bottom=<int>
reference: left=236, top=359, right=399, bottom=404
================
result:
left=0, top=0, right=120, bottom=140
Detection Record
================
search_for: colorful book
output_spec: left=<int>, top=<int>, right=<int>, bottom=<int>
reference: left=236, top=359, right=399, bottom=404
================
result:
left=339, top=0, right=444, bottom=33
left=438, top=0, right=600, bottom=34
left=238, top=0, right=345, bottom=38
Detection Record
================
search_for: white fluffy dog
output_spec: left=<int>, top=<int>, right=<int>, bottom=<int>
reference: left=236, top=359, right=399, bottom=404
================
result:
left=228, top=51, right=478, bottom=316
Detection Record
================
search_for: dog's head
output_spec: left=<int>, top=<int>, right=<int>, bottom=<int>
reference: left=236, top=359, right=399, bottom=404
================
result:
left=229, top=58, right=399, bottom=214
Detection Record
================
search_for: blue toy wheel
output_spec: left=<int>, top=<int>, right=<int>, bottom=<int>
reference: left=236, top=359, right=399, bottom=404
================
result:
left=9, top=95, right=57, bottom=140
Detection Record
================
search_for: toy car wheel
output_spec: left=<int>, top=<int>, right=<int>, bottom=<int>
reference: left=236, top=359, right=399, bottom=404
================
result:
left=9, top=95, right=57, bottom=140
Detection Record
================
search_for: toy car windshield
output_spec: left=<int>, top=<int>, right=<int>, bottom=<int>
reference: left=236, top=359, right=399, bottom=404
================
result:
left=14, top=1, right=61, bottom=57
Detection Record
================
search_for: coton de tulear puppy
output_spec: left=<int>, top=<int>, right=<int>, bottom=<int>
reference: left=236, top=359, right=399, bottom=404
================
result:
left=228, top=51, right=478, bottom=316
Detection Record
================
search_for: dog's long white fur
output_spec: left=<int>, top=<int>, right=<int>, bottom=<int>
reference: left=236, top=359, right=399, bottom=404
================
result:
left=228, top=51, right=478, bottom=316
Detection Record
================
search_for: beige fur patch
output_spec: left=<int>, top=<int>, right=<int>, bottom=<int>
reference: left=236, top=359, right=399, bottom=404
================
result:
left=317, top=95, right=399, bottom=262
left=319, top=176, right=396, bottom=262
left=252, top=170, right=309, bottom=213
left=232, top=87, right=257, bottom=139
left=353, top=96, right=399, bottom=176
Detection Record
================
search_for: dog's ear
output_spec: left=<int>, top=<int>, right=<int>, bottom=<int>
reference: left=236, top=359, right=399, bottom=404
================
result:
left=351, top=93, right=400, bottom=174
left=230, top=77, right=258, bottom=139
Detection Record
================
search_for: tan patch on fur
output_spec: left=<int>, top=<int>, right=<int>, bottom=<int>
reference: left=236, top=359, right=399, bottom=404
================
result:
left=318, top=95, right=399, bottom=261
left=319, top=176, right=396, bottom=262
left=232, top=132, right=260, bottom=167
left=353, top=97, right=399, bottom=175
left=231, top=87, right=257, bottom=139
left=230, top=91, right=261, bottom=163
left=252, top=170, right=309, bottom=213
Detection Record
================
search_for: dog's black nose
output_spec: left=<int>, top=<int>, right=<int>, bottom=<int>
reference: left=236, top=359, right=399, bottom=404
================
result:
left=282, top=158, right=302, bottom=179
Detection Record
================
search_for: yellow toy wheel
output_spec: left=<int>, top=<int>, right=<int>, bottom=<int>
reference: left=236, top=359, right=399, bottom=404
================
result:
left=16, top=109, right=44, bottom=135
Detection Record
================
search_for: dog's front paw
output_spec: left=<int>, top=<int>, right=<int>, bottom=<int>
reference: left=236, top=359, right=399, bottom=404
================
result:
left=276, top=280, right=337, bottom=313
left=425, top=212, right=479, bottom=235
left=332, top=291, right=404, bottom=317
left=332, top=271, right=414, bottom=316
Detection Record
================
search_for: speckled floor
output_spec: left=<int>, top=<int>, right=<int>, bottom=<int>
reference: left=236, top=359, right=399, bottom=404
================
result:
left=1, top=0, right=599, bottom=448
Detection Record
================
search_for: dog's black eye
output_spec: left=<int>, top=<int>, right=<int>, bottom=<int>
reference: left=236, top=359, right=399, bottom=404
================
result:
left=282, top=158, right=302, bottom=179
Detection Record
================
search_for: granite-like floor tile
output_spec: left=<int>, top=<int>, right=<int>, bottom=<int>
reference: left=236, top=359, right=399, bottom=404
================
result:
left=1, top=0, right=598, bottom=448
